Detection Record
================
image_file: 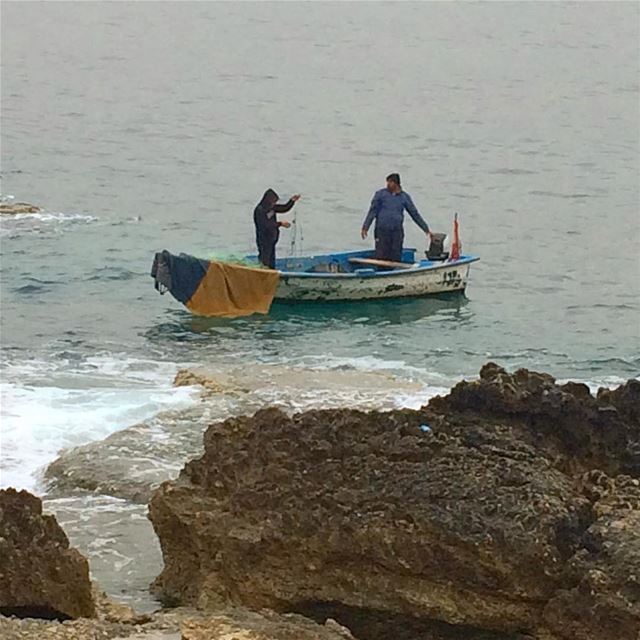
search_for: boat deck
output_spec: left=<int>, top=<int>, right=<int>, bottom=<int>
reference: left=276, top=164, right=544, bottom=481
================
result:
left=243, top=248, right=478, bottom=278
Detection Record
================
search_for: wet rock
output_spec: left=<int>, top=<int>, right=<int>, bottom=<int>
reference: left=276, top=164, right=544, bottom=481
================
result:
left=172, top=364, right=423, bottom=400
left=44, top=365, right=423, bottom=503
left=0, top=202, right=41, bottom=214
left=173, top=369, right=230, bottom=395
left=149, top=366, right=640, bottom=639
left=0, top=488, right=95, bottom=619
left=44, top=407, right=209, bottom=503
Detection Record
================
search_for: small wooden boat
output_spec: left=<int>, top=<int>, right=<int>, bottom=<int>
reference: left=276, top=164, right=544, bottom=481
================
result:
left=260, top=249, right=479, bottom=302
left=151, top=246, right=479, bottom=317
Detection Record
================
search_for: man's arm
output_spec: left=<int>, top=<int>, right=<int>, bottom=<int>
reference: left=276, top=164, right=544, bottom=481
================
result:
left=361, top=192, right=380, bottom=237
left=403, top=193, right=430, bottom=233
left=273, top=200, right=294, bottom=213
left=273, top=194, right=300, bottom=213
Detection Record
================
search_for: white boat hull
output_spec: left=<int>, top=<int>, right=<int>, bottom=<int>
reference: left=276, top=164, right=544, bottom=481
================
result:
left=275, top=261, right=472, bottom=301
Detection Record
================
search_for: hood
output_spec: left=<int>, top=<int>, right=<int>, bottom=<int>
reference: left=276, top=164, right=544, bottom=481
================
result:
left=259, top=188, right=279, bottom=208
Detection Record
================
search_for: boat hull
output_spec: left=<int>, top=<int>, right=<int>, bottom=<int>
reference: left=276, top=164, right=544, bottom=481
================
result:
left=275, top=260, right=473, bottom=301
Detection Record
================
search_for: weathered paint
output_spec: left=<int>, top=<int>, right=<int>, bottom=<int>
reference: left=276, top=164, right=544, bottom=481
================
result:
left=240, top=248, right=479, bottom=302
left=275, top=261, right=474, bottom=301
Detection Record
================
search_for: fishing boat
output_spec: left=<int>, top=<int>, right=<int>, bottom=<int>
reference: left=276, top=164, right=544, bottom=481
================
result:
left=152, top=213, right=477, bottom=315
left=151, top=244, right=479, bottom=317
left=257, top=249, right=479, bottom=302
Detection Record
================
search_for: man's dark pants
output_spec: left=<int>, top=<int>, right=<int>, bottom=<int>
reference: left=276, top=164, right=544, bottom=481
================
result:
left=257, top=231, right=278, bottom=269
left=375, top=228, right=404, bottom=262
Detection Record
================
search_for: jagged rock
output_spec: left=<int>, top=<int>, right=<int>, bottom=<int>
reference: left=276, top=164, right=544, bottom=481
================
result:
left=431, top=363, right=640, bottom=477
left=148, top=403, right=579, bottom=632
left=597, top=378, right=640, bottom=425
left=541, top=473, right=640, bottom=640
left=149, top=366, right=640, bottom=640
left=0, top=202, right=41, bottom=214
left=0, top=489, right=95, bottom=619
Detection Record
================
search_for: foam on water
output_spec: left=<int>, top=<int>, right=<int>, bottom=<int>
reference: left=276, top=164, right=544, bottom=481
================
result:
left=0, top=356, right=198, bottom=492
left=2, top=348, right=447, bottom=495
left=289, top=354, right=461, bottom=387
left=0, top=211, right=97, bottom=223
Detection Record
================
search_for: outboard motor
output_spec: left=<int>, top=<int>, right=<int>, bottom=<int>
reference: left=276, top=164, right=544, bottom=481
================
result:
left=426, top=233, right=449, bottom=260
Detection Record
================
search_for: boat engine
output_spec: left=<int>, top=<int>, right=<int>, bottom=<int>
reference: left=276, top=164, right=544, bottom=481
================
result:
left=426, top=233, right=449, bottom=260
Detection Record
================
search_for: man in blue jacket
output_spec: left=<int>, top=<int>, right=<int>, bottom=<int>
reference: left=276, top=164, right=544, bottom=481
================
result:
left=361, top=173, right=431, bottom=262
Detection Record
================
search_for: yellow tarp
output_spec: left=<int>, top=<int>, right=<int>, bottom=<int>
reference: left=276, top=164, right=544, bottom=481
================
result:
left=186, top=261, right=280, bottom=318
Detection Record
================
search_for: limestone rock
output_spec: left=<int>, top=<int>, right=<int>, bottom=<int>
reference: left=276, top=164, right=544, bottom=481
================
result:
left=542, top=473, right=640, bottom=640
left=149, top=403, right=578, bottom=631
left=173, top=369, right=229, bottom=395
left=0, top=605, right=353, bottom=640
left=0, top=488, right=95, bottom=619
left=172, top=364, right=422, bottom=400
left=93, top=586, right=152, bottom=625
left=597, top=378, right=640, bottom=425
left=44, top=407, right=208, bottom=503
left=431, top=363, right=640, bottom=477
left=149, top=365, right=640, bottom=639
left=0, top=202, right=41, bottom=214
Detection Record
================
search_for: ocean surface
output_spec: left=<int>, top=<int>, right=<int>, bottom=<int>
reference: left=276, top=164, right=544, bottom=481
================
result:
left=1, top=1, right=639, bottom=611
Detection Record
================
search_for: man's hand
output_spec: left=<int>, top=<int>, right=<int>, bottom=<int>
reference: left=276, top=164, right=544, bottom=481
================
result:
left=426, top=230, right=433, bottom=240
left=280, top=221, right=292, bottom=229
left=291, top=194, right=301, bottom=202
left=361, top=228, right=368, bottom=240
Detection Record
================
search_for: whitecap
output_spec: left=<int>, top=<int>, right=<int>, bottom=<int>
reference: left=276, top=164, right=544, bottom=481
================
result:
left=0, top=356, right=199, bottom=492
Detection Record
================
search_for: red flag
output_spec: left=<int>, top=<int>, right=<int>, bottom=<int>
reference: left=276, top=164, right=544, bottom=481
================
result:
left=450, top=213, right=461, bottom=261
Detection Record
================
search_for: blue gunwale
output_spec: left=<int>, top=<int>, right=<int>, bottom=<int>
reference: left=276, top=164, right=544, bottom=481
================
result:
left=244, top=248, right=479, bottom=280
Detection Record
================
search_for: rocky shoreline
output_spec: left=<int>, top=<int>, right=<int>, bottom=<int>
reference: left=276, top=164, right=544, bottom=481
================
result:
left=43, top=365, right=424, bottom=504
left=2, top=364, right=638, bottom=639
left=0, top=604, right=355, bottom=640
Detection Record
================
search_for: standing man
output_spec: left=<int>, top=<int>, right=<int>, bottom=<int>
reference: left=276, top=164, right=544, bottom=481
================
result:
left=361, top=173, right=431, bottom=262
left=254, top=188, right=301, bottom=269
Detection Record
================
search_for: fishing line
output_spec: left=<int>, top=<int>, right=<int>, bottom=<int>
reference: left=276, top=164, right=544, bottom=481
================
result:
left=288, top=206, right=304, bottom=258
left=297, top=208, right=304, bottom=257
left=288, top=210, right=297, bottom=257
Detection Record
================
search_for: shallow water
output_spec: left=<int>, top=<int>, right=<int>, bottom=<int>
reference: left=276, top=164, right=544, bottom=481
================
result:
left=1, top=1, right=639, bottom=609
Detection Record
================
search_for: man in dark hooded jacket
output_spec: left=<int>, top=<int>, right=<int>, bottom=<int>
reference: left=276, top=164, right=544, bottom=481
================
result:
left=254, top=189, right=300, bottom=269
